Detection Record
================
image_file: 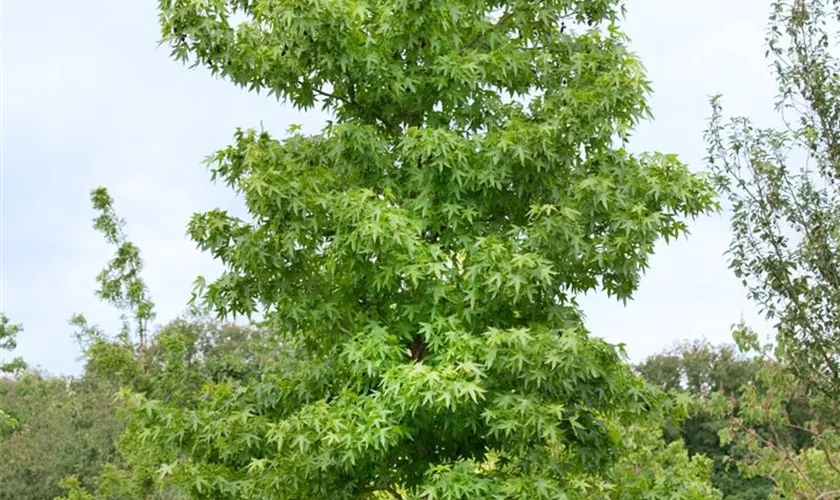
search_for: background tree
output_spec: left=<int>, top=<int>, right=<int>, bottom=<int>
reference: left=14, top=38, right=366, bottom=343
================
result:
left=95, top=0, right=720, bottom=498
left=638, top=341, right=778, bottom=500
left=1, top=314, right=27, bottom=376
left=706, top=0, right=840, bottom=407
left=0, top=316, right=121, bottom=500
left=705, top=0, right=840, bottom=495
left=706, top=327, right=840, bottom=499
left=0, top=314, right=26, bottom=437
left=54, top=188, right=291, bottom=500
left=0, top=371, right=121, bottom=500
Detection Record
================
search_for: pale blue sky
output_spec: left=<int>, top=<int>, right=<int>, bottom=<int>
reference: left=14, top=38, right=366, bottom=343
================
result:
left=1, top=0, right=777, bottom=375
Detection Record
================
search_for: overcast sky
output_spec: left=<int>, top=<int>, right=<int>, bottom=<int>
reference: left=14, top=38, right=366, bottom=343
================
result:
left=1, top=0, right=778, bottom=375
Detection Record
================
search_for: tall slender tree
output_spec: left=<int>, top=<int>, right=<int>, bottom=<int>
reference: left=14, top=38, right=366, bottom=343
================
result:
left=706, top=0, right=840, bottom=495
left=706, top=0, right=840, bottom=402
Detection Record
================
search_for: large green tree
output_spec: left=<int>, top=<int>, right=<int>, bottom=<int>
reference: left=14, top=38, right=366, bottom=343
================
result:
left=74, top=0, right=718, bottom=498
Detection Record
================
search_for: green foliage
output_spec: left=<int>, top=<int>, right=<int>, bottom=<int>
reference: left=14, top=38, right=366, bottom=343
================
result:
left=707, top=327, right=840, bottom=499
left=706, top=0, right=840, bottom=402
left=0, top=314, right=26, bottom=438
left=53, top=314, right=285, bottom=500
left=705, top=0, right=840, bottom=496
left=1, top=314, right=121, bottom=500
left=88, top=186, right=156, bottom=372
left=0, top=372, right=121, bottom=500
left=595, top=420, right=722, bottom=500
left=75, top=0, right=726, bottom=498
left=60, top=188, right=719, bottom=499
left=0, top=314, right=27, bottom=375
left=57, top=189, right=290, bottom=500
left=145, top=318, right=292, bottom=392
left=638, top=341, right=774, bottom=500
left=638, top=340, right=764, bottom=396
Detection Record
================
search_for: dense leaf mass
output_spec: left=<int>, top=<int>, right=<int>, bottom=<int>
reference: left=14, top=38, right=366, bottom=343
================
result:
left=105, top=0, right=719, bottom=498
